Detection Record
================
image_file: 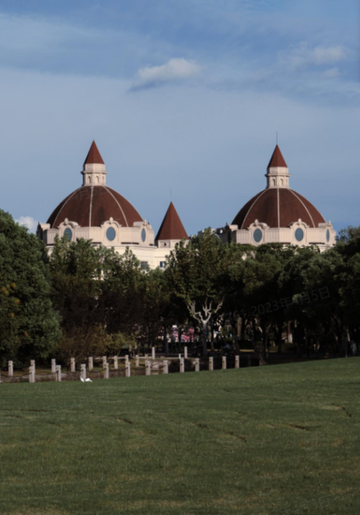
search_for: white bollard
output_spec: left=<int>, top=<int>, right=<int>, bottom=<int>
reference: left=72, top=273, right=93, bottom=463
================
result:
left=222, top=356, right=227, bottom=370
left=8, top=361, right=13, bottom=377
left=88, top=357, right=93, bottom=371
left=70, top=357, right=75, bottom=372
left=195, top=358, right=200, bottom=372
left=152, top=347, right=156, bottom=360
left=180, top=358, right=185, bottom=373
left=29, top=365, right=35, bottom=383
left=125, top=354, right=129, bottom=364
left=102, top=356, right=107, bottom=367
left=145, top=360, right=151, bottom=376
left=56, top=365, right=61, bottom=382
left=30, top=361, right=36, bottom=382
left=135, top=355, right=139, bottom=367
left=104, top=363, right=109, bottom=379
left=235, top=355, right=240, bottom=369
left=80, top=364, right=86, bottom=381
left=163, top=360, right=169, bottom=374
left=51, top=359, right=56, bottom=374
left=113, top=356, right=118, bottom=370
left=184, top=346, right=188, bottom=359
left=209, top=357, right=214, bottom=371
left=125, top=361, right=131, bottom=378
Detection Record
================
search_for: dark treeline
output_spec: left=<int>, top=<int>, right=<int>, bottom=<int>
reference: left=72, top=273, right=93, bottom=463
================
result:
left=1, top=207, right=360, bottom=367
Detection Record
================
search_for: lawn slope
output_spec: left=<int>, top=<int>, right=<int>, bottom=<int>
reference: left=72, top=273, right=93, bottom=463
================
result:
left=0, top=359, right=359, bottom=515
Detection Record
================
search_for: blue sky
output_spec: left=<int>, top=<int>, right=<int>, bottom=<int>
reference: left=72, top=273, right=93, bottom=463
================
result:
left=0, top=0, right=359, bottom=235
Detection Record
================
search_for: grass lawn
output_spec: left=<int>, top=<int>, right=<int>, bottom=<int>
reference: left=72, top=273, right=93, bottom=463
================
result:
left=0, top=359, right=359, bottom=515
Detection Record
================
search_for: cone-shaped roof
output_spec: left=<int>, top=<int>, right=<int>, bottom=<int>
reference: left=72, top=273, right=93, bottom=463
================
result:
left=267, top=145, right=287, bottom=169
left=84, top=141, right=104, bottom=165
left=156, top=202, right=188, bottom=241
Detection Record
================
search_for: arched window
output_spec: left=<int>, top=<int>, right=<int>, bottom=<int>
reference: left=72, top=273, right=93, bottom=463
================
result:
left=96, top=176, right=99, bottom=184
left=280, top=178, right=283, bottom=186
left=273, top=179, right=276, bottom=186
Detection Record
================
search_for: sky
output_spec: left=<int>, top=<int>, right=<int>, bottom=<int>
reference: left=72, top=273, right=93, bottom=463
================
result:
left=0, top=0, right=359, bottom=236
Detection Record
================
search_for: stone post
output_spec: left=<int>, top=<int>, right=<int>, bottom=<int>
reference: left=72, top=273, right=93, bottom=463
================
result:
left=29, top=365, right=35, bottom=383
left=163, top=360, right=169, bottom=374
left=104, top=363, right=109, bottom=379
left=135, top=355, right=139, bottom=367
left=113, top=356, right=118, bottom=370
left=209, top=357, right=214, bottom=371
left=30, top=361, right=36, bottom=382
left=102, top=356, right=107, bottom=367
left=180, top=358, right=185, bottom=373
left=125, top=361, right=131, bottom=378
left=51, top=359, right=56, bottom=374
left=235, top=355, right=240, bottom=369
left=70, top=358, right=76, bottom=372
left=80, top=364, right=86, bottom=381
left=184, top=346, right=188, bottom=359
left=8, top=361, right=13, bottom=377
left=125, top=355, right=129, bottom=364
left=145, top=360, right=151, bottom=376
left=88, top=357, right=93, bottom=371
left=195, top=358, right=200, bottom=372
left=56, top=365, right=61, bottom=382
left=222, top=356, right=227, bottom=370
left=152, top=347, right=155, bottom=360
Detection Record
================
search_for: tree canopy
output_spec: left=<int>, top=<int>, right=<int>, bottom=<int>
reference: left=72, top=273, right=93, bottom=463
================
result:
left=0, top=209, right=61, bottom=366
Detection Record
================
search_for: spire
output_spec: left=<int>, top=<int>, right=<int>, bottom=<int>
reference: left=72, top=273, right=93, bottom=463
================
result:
left=84, top=141, right=104, bottom=165
left=265, top=145, right=290, bottom=189
left=81, top=141, right=107, bottom=186
left=156, top=202, right=188, bottom=242
left=267, top=145, right=287, bottom=169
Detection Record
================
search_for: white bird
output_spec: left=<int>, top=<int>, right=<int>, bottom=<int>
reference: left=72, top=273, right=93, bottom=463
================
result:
left=85, top=378, right=92, bottom=382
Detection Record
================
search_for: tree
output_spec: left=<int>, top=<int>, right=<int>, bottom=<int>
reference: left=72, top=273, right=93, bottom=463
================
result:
left=165, top=229, right=231, bottom=355
left=0, top=209, right=61, bottom=366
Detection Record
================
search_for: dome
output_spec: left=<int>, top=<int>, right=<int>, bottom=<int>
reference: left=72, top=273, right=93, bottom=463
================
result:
left=232, top=188, right=325, bottom=229
left=47, top=186, right=143, bottom=228
left=47, top=141, right=142, bottom=228
left=232, top=145, right=325, bottom=229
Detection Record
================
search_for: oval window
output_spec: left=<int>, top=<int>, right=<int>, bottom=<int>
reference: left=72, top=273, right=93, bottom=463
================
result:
left=326, top=229, right=330, bottom=243
left=106, top=227, right=116, bottom=242
left=64, top=228, right=72, bottom=241
left=295, top=228, right=304, bottom=242
left=253, top=229, right=262, bottom=243
left=141, top=228, right=146, bottom=243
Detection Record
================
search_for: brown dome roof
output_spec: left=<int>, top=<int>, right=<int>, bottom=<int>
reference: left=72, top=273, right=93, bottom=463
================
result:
left=47, top=186, right=143, bottom=228
left=232, top=188, right=325, bottom=229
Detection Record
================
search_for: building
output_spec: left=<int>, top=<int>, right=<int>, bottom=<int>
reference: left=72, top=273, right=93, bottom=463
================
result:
left=217, top=145, right=335, bottom=251
left=37, top=142, right=189, bottom=269
left=37, top=142, right=335, bottom=267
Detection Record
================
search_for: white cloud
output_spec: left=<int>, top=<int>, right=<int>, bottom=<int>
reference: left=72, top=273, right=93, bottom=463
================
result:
left=16, top=216, right=38, bottom=233
left=280, top=42, right=349, bottom=69
left=132, top=58, right=201, bottom=90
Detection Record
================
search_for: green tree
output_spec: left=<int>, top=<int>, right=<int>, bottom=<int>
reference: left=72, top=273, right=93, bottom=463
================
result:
left=165, top=229, right=231, bottom=355
left=0, top=209, right=61, bottom=366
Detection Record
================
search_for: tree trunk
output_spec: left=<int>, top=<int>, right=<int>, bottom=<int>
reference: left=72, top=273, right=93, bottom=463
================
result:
left=202, top=322, right=208, bottom=357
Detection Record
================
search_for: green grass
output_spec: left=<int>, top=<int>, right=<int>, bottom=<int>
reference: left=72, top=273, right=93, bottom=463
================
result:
left=1, top=359, right=360, bottom=515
